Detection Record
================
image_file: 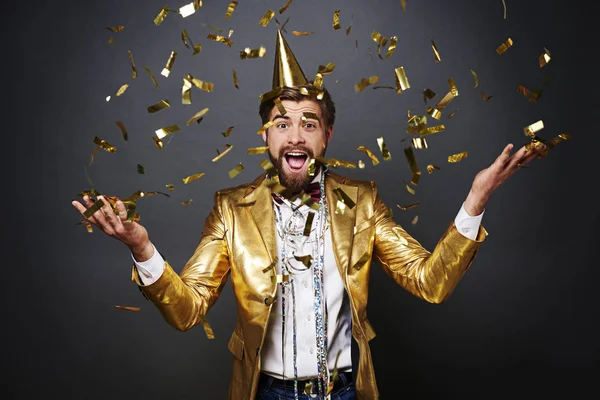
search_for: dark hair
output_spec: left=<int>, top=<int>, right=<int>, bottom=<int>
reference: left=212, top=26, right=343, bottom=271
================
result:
left=259, top=84, right=336, bottom=129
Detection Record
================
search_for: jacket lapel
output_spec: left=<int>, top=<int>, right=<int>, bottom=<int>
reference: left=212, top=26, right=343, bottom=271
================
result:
left=325, top=172, right=358, bottom=277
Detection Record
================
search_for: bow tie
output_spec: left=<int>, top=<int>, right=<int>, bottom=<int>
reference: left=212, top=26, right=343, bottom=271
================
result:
left=272, top=181, right=321, bottom=204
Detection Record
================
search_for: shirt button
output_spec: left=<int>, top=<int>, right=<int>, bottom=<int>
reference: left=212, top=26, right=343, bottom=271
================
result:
left=303, top=280, right=309, bottom=288
left=309, top=347, right=314, bottom=354
left=307, top=314, right=312, bottom=321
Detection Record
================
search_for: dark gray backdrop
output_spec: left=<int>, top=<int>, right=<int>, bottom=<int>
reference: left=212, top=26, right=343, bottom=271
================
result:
left=3, top=0, right=597, bottom=398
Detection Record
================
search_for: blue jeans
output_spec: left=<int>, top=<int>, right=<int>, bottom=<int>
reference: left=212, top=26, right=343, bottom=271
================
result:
left=256, top=372, right=356, bottom=400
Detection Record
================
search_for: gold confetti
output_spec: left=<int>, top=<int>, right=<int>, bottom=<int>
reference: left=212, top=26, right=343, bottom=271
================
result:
left=357, top=146, right=380, bottom=166
left=496, top=38, right=514, bottom=55
left=179, top=2, right=200, bottom=18
left=371, top=31, right=387, bottom=47
left=431, top=39, right=441, bottom=62
left=404, top=147, right=421, bottom=185
left=257, top=121, right=275, bottom=135
left=222, top=126, right=235, bottom=138
left=207, top=33, right=233, bottom=47
left=187, top=75, right=214, bottom=92
left=116, top=83, right=129, bottom=96
left=93, top=136, right=116, bottom=153
left=261, top=159, right=278, bottom=177
left=240, top=46, right=267, bottom=59
left=198, top=315, right=215, bottom=340
left=155, top=124, right=180, bottom=139
left=274, top=97, right=287, bottom=115
left=420, top=125, right=446, bottom=137
left=317, top=157, right=357, bottom=169
left=448, top=111, right=457, bottom=119
left=501, top=0, right=507, bottom=19
left=228, top=163, right=244, bottom=179
left=272, top=274, right=290, bottom=284
left=166, top=184, right=174, bottom=191
left=333, top=187, right=355, bottom=209
left=386, top=36, right=398, bottom=58
left=448, top=78, right=458, bottom=96
left=182, top=173, right=205, bottom=184
left=105, top=95, right=111, bottom=101
left=539, top=47, right=551, bottom=68
left=275, top=16, right=290, bottom=33
left=333, top=10, right=341, bottom=30
left=147, top=99, right=171, bottom=114
left=354, top=76, right=379, bottom=92
left=403, top=181, right=416, bottom=195
left=182, top=29, right=190, bottom=48
left=397, top=202, right=419, bottom=211
left=302, top=112, right=318, bottom=121
left=481, top=91, right=493, bottom=101
left=181, top=199, right=193, bottom=205
left=470, top=69, right=479, bottom=88
left=427, top=91, right=455, bottom=119
left=212, top=145, right=233, bottom=162
left=226, top=1, right=237, bottom=18
left=517, top=84, right=543, bottom=102
left=358, top=160, right=365, bottom=169
left=427, top=164, right=440, bottom=174
left=394, top=67, right=410, bottom=94
left=400, top=0, right=406, bottom=12
left=412, top=215, right=419, bottom=225
left=114, top=121, right=128, bottom=141
left=186, top=107, right=209, bottom=126
left=228, top=28, right=234, bottom=38
left=292, top=31, right=313, bottom=36
left=303, top=212, right=315, bottom=236
left=448, top=151, right=468, bottom=163
left=262, top=258, right=278, bottom=274
left=412, top=137, right=428, bottom=149
left=259, top=10, right=275, bottom=27
left=115, top=305, right=140, bottom=312
left=153, top=137, right=163, bottom=149
left=137, top=164, right=145, bottom=174
left=182, top=76, right=193, bottom=104
left=279, top=0, right=294, bottom=14
left=307, top=158, right=316, bottom=177
left=377, top=137, right=391, bottom=160
left=127, top=50, right=137, bottom=78
left=247, top=146, right=269, bottom=154
left=318, top=63, right=336, bottom=75
left=294, top=255, right=313, bottom=268
left=106, top=26, right=124, bottom=32
left=83, top=220, right=93, bottom=233
left=346, top=25, right=352, bottom=35
left=161, top=51, right=177, bottom=77
left=154, top=7, right=169, bottom=26
left=524, top=120, right=544, bottom=138
left=143, top=66, right=160, bottom=88
left=423, top=88, right=436, bottom=103
left=232, top=69, right=239, bottom=89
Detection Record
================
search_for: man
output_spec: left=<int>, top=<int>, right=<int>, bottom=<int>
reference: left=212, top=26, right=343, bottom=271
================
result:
left=72, top=31, right=546, bottom=399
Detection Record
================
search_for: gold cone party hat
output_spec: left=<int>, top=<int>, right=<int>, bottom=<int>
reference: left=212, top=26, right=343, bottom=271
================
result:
left=272, top=30, right=308, bottom=89
left=261, top=30, right=309, bottom=102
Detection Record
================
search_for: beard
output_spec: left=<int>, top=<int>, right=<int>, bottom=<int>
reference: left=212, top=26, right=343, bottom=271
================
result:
left=268, top=144, right=325, bottom=193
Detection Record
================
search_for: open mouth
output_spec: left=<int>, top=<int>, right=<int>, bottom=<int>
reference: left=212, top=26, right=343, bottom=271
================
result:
left=284, top=151, right=309, bottom=172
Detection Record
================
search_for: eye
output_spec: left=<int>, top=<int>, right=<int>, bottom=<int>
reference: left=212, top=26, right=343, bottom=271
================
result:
left=303, top=123, right=316, bottom=129
left=276, top=122, right=288, bottom=129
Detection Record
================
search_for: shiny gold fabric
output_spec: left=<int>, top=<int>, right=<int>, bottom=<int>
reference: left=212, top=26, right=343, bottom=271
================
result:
left=131, top=172, right=487, bottom=399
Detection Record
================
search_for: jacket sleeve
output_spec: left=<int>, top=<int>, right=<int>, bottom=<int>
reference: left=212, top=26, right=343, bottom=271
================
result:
left=371, top=182, right=487, bottom=304
left=131, top=191, right=231, bottom=331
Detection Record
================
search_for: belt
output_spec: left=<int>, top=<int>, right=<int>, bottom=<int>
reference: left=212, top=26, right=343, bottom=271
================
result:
left=260, top=371, right=352, bottom=396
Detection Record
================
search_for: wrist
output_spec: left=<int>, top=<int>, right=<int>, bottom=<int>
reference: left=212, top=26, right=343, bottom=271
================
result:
left=464, top=189, right=488, bottom=216
left=131, top=240, right=154, bottom=262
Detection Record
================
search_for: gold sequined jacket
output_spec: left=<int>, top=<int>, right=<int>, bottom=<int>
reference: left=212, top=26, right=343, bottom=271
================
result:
left=131, top=171, right=487, bottom=399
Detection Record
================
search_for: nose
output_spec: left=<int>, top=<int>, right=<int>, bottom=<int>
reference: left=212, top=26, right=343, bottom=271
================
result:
left=287, top=124, right=305, bottom=145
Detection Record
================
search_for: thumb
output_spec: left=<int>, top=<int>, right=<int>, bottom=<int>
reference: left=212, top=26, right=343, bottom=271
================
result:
left=115, top=200, right=127, bottom=220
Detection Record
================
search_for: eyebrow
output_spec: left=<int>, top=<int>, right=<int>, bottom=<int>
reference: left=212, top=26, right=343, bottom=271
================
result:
left=272, top=114, right=291, bottom=121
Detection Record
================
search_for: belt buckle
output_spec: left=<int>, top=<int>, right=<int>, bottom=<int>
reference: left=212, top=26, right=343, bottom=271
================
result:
left=303, top=378, right=319, bottom=398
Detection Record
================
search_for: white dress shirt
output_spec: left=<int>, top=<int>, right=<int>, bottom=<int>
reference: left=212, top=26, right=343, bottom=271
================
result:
left=132, top=175, right=484, bottom=380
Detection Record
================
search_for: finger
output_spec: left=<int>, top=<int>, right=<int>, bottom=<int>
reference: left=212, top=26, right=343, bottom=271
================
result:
left=115, top=200, right=127, bottom=222
left=517, top=143, right=546, bottom=166
left=506, top=145, right=530, bottom=169
left=72, top=199, right=98, bottom=226
left=98, top=196, right=120, bottom=229
left=494, top=143, right=514, bottom=167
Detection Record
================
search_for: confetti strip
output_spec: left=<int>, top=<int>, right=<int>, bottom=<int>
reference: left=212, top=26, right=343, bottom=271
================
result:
left=212, top=145, right=233, bottom=162
left=222, top=126, right=235, bottom=138
left=355, top=76, right=379, bottom=92
left=427, top=164, right=440, bottom=174
left=496, top=38, right=514, bottom=55
left=524, top=120, right=544, bottom=138
left=137, top=164, right=145, bottom=174
left=154, top=7, right=169, bottom=26
left=397, top=202, right=420, bottom=211
left=93, top=136, right=116, bottom=153
left=240, top=47, right=267, bottom=59
left=127, top=50, right=137, bottom=78
left=207, top=33, right=233, bottom=47
left=395, top=67, right=410, bottom=94
left=232, top=69, right=239, bottom=89
left=225, top=1, right=237, bottom=18
left=431, top=39, right=441, bottom=62
left=115, top=305, right=140, bottom=312
left=333, top=10, right=341, bottom=30
left=539, top=47, right=551, bottom=68
left=182, top=173, right=205, bottom=184
left=501, top=0, right=507, bottom=19
left=186, top=108, right=209, bottom=126
left=114, top=121, right=128, bottom=141
left=147, top=99, right=171, bottom=114
left=161, top=51, right=177, bottom=77
left=106, top=26, right=124, bottom=32
left=259, top=10, right=275, bottom=27
left=155, top=124, right=180, bottom=139
left=228, top=163, right=244, bottom=179
left=279, top=0, right=294, bottom=14
left=357, top=146, right=380, bottom=165
left=143, top=66, right=160, bottom=88
left=292, top=31, right=313, bottom=36
left=116, top=84, right=128, bottom=96
left=448, top=151, right=468, bottom=163
left=377, top=137, right=391, bottom=160
left=470, top=69, right=479, bottom=88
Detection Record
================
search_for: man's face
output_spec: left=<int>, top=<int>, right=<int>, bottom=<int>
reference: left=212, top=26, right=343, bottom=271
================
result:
left=262, top=99, right=334, bottom=192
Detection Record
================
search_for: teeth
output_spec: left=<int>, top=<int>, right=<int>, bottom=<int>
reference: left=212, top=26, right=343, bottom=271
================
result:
left=287, top=152, right=305, bottom=156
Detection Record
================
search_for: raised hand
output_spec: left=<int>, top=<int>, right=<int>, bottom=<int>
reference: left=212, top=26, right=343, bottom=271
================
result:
left=464, top=142, right=546, bottom=216
left=72, top=195, right=153, bottom=259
